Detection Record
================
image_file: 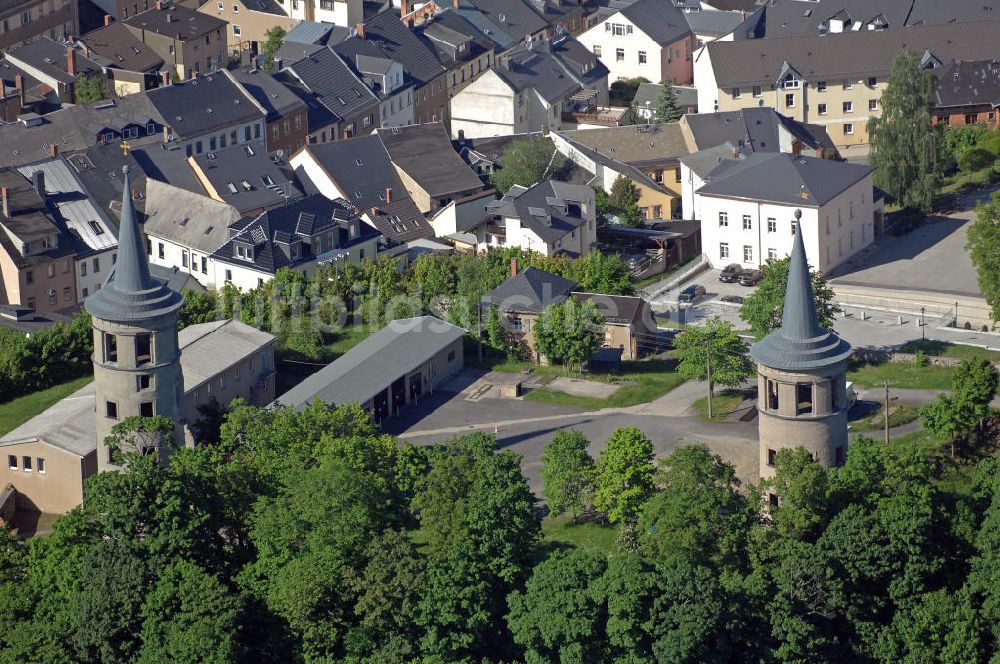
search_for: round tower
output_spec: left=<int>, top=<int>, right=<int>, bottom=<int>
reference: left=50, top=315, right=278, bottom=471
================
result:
left=750, top=210, right=852, bottom=481
left=85, top=165, right=183, bottom=472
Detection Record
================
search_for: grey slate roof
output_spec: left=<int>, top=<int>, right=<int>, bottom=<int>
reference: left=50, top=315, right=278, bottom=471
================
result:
left=495, top=37, right=608, bottom=105
left=145, top=72, right=264, bottom=140
left=934, top=59, right=1000, bottom=110
left=338, top=11, right=446, bottom=86
left=80, top=21, right=164, bottom=73
left=487, top=179, right=591, bottom=244
left=453, top=0, right=517, bottom=50
left=706, top=20, right=1000, bottom=88
left=460, top=0, right=549, bottom=45
left=85, top=165, right=183, bottom=323
left=679, top=141, right=744, bottom=178
left=620, top=0, right=692, bottom=46
left=284, top=20, right=338, bottom=45
left=297, top=135, right=430, bottom=241
left=682, top=107, right=834, bottom=153
left=418, top=9, right=499, bottom=66
left=143, top=178, right=240, bottom=254
left=907, top=0, right=1000, bottom=25
left=0, top=382, right=98, bottom=456
left=0, top=169, right=76, bottom=271
left=276, top=316, right=465, bottom=410
left=750, top=215, right=851, bottom=371
left=283, top=47, right=380, bottom=123
left=230, top=67, right=307, bottom=122
left=684, top=8, right=746, bottom=37
left=212, top=194, right=381, bottom=274
left=123, top=3, right=226, bottom=40
left=696, top=152, right=872, bottom=207
left=191, top=143, right=302, bottom=214
left=376, top=123, right=483, bottom=199
left=482, top=266, right=576, bottom=313
left=747, top=0, right=910, bottom=39
left=178, top=319, right=275, bottom=392
left=4, top=38, right=101, bottom=85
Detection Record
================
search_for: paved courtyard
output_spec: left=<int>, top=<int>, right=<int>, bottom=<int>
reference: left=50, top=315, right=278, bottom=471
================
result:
left=385, top=370, right=760, bottom=495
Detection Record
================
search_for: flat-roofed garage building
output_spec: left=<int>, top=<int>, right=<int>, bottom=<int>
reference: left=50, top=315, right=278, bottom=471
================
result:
left=275, top=316, right=465, bottom=421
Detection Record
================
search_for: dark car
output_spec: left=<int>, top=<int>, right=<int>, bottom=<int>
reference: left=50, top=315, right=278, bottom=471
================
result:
left=738, top=269, right=763, bottom=286
left=719, top=263, right=742, bottom=283
left=677, top=284, right=706, bottom=303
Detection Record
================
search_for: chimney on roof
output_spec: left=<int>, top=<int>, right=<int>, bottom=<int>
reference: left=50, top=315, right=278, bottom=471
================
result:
left=104, top=14, right=112, bottom=26
left=401, top=0, right=411, bottom=16
left=1, top=188, right=9, bottom=219
left=31, top=170, right=46, bottom=198
left=453, top=0, right=460, bottom=9
left=14, top=74, right=25, bottom=108
left=510, top=257, right=518, bottom=278
left=66, top=46, right=76, bottom=77
left=49, top=144, right=58, bottom=158
left=162, top=126, right=171, bottom=142
left=192, top=70, right=198, bottom=79
left=155, top=0, right=163, bottom=9
left=732, top=146, right=740, bottom=158
left=385, top=187, right=392, bottom=204
left=356, top=23, right=366, bottom=39
left=161, top=70, right=170, bottom=86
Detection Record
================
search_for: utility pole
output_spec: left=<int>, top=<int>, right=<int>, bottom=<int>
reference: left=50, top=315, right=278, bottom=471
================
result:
left=883, top=381, right=890, bottom=446
left=476, top=293, right=483, bottom=362
left=706, top=339, right=713, bottom=419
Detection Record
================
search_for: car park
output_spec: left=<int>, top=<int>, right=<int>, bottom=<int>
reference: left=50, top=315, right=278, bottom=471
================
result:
left=719, top=263, right=742, bottom=283
left=738, top=269, right=763, bottom=286
left=677, top=284, right=706, bottom=303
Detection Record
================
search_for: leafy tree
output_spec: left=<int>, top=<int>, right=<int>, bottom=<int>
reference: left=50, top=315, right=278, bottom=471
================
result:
left=533, top=298, right=604, bottom=370
left=867, top=50, right=942, bottom=211
left=102, top=415, right=177, bottom=464
left=507, top=549, right=608, bottom=663
left=191, top=397, right=227, bottom=445
left=968, top=192, right=1000, bottom=321
left=138, top=560, right=243, bottom=664
left=593, top=427, right=655, bottom=524
left=920, top=358, right=998, bottom=457
left=567, top=250, right=633, bottom=295
left=765, top=448, right=831, bottom=541
left=178, top=289, right=218, bottom=328
left=486, top=304, right=505, bottom=353
left=540, top=429, right=595, bottom=520
left=75, top=73, right=107, bottom=105
left=610, top=173, right=643, bottom=227
left=740, top=256, right=839, bottom=339
left=594, top=186, right=613, bottom=226
left=673, top=317, right=753, bottom=416
left=652, top=83, right=682, bottom=123
left=261, top=26, right=286, bottom=70
left=638, top=445, right=749, bottom=567
left=489, top=137, right=555, bottom=194
left=958, top=146, right=994, bottom=173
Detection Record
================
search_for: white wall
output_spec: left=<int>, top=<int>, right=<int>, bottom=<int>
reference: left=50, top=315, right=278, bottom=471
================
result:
left=693, top=45, right=718, bottom=114
left=679, top=162, right=707, bottom=221
left=578, top=14, right=662, bottom=82
left=429, top=194, right=496, bottom=237
left=291, top=150, right=348, bottom=201
left=147, top=234, right=217, bottom=289
left=696, top=173, right=874, bottom=272
left=75, top=247, right=117, bottom=301
left=450, top=71, right=518, bottom=138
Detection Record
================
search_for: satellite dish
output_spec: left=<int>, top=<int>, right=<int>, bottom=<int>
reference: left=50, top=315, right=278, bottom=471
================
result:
left=276, top=149, right=285, bottom=158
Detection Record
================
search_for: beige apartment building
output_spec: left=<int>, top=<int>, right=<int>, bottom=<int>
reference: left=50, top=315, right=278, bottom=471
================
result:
left=198, top=0, right=299, bottom=55
left=0, top=0, right=78, bottom=51
left=695, top=21, right=1000, bottom=147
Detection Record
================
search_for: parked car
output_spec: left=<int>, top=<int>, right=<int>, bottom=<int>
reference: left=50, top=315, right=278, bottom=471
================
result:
left=738, top=269, right=763, bottom=286
left=677, top=284, right=706, bottom=303
left=719, top=263, right=742, bottom=283
left=720, top=294, right=745, bottom=304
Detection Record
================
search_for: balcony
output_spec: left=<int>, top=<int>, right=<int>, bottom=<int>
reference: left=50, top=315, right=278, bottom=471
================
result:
left=562, top=105, right=629, bottom=128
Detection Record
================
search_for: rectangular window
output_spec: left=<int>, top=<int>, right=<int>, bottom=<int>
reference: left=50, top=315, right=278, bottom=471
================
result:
left=752, top=85, right=762, bottom=97
left=818, top=103, right=827, bottom=115
left=742, top=215, right=752, bottom=230
left=137, top=374, right=151, bottom=390
left=843, top=80, right=853, bottom=90
left=202, top=257, right=208, bottom=274
left=106, top=401, right=118, bottom=419
left=135, top=333, right=152, bottom=366
left=817, top=81, right=827, bottom=91
left=104, top=333, right=118, bottom=363
left=81, top=261, right=87, bottom=276
left=719, top=242, right=729, bottom=259
left=867, top=76, right=877, bottom=87
left=638, top=51, right=647, bottom=64
left=63, top=287, right=71, bottom=302
left=767, top=448, right=776, bottom=466
left=743, top=245, right=753, bottom=262
left=7, top=455, right=16, bottom=470
left=448, top=350, right=456, bottom=362
left=843, top=101, right=853, bottom=113
left=139, top=401, right=154, bottom=417
left=158, top=243, right=165, bottom=259
left=767, top=248, right=777, bottom=260
left=47, top=264, right=55, bottom=278
left=869, top=99, right=877, bottom=112
left=843, top=123, right=854, bottom=135
left=791, top=220, right=797, bottom=235
left=593, top=45, right=601, bottom=57
left=48, top=291, right=57, bottom=305
left=785, top=93, right=795, bottom=108
left=37, top=458, right=44, bottom=474
left=767, top=218, right=776, bottom=233
left=732, top=87, right=741, bottom=99
left=796, top=383, right=813, bottom=415
left=835, top=445, right=846, bottom=466
left=93, top=258, right=100, bottom=272
left=615, top=48, right=624, bottom=62
left=718, top=211, right=728, bottom=227
left=225, top=269, right=233, bottom=282
left=22, top=456, right=31, bottom=472
left=25, top=270, right=33, bottom=284
left=182, top=252, right=188, bottom=268
left=232, top=24, right=241, bottom=36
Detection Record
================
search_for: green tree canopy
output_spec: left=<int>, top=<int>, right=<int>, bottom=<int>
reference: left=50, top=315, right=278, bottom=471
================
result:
left=867, top=50, right=942, bottom=211
left=968, top=192, right=1000, bottom=322
left=540, top=429, right=595, bottom=520
left=532, top=298, right=605, bottom=370
left=593, top=426, right=655, bottom=524
left=673, top=317, right=754, bottom=412
left=652, top=83, right=682, bottom=123
left=489, top=137, right=555, bottom=193
left=609, top=173, right=643, bottom=227
left=75, top=73, right=107, bottom=105
left=739, top=256, right=839, bottom=339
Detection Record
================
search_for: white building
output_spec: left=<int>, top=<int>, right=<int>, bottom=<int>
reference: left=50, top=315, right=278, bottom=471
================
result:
left=694, top=153, right=878, bottom=273
left=284, top=0, right=363, bottom=27
left=469, top=179, right=596, bottom=257
left=577, top=0, right=696, bottom=84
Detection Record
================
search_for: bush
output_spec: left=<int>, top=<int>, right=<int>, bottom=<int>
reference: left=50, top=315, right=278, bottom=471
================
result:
left=914, top=349, right=929, bottom=367
left=958, top=146, right=995, bottom=173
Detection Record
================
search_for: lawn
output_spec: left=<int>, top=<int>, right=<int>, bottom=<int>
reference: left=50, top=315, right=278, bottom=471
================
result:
left=323, top=325, right=373, bottom=358
left=898, top=339, right=1000, bottom=362
left=524, top=360, right=686, bottom=409
left=0, top=376, right=93, bottom=437
left=540, top=515, right=618, bottom=557
left=848, top=402, right=920, bottom=432
left=692, top=390, right=745, bottom=422
left=847, top=362, right=955, bottom=391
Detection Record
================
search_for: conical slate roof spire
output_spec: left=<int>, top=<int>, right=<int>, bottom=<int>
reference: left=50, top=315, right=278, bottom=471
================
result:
left=749, top=209, right=851, bottom=371
left=85, top=165, right=182, bottom=323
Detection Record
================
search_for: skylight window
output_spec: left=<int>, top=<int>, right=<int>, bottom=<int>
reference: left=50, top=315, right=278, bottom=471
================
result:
left=241, top=180, right=252, bottom=191
left=87, top=220, right=105, bottom=235
left=261, top=174, right=275, bottom=186
left=227, top=182, right=238, bottom=194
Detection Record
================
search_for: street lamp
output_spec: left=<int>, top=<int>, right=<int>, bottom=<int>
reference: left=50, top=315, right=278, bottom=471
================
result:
left=921, top=306, right=925, bottom=340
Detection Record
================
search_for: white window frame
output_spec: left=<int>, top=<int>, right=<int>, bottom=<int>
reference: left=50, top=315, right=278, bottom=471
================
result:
left=719, top=242, right=729, bottom=259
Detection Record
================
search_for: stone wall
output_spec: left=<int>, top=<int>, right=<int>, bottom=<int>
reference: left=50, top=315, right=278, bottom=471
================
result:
left=853, top=349, right=1000, bottom=370
left=0, top=484, right=15, bottom=526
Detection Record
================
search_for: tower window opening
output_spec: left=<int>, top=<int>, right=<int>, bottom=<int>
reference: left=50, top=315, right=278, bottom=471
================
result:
left=103, top=333, right=118, bottom=364
left=796, top=383, right=813, bottom=415
left=767, top=379, right=779, bottom=410
left=136, top=333, right=152, bottom=366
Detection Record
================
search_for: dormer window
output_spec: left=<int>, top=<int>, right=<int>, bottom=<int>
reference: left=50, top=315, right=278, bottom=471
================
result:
left=782, top=75, right=799, bottom=89
left=235, top=244, right=253, bottom=261
left=349, top=221, right=359, bottom=239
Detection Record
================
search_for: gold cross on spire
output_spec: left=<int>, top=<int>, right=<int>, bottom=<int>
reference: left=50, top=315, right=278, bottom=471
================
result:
left=120, top=139, right=131, bottom=156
